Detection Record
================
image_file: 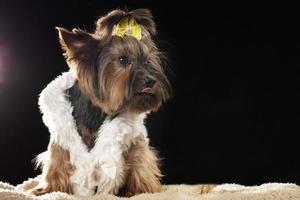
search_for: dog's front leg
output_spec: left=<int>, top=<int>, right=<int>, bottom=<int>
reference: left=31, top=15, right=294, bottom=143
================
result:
left=121, top=137, right=162, bottom=197
left=32, top=142, right=75, bottom=195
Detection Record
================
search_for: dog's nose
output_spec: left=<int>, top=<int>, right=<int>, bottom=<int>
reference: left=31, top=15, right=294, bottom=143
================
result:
left=145, top=76, right=156, bottom=88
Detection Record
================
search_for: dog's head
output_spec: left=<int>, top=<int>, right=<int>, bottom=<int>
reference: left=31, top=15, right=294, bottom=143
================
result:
left=57, top=9, right=171, bottom=114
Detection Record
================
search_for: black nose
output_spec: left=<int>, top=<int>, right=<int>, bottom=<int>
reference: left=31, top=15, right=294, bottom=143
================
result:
left=145, top=76, right=156, bottom=88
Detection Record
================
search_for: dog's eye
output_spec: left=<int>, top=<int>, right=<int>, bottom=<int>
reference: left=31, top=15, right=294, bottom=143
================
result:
left=119, top=56, right=130, bottom=66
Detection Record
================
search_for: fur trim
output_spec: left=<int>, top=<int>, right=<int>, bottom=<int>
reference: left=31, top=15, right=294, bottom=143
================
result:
left=37, top=71, right=148, bottom=196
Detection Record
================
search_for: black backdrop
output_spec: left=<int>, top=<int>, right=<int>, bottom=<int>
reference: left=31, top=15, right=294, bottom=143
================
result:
left=0, top=0, right=299, bottom=186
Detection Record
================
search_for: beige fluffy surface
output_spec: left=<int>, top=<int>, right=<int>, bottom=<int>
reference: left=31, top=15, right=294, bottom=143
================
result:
left=0, top=176, right=299, bottom=200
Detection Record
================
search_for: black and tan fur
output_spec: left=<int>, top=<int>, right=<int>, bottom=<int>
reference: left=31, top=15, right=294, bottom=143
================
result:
left=32, top=8, right=212, bottom=197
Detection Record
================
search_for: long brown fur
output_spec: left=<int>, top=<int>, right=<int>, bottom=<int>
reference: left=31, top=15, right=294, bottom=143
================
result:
left=56, top=8, right=171, bottom=115
left=77, top=123, right=97, bottom=150
left=35, top=8, right=171, bottom=196
left=120, top=137, right=162, bottom=197
left=32, top=143, right=75, bottom=195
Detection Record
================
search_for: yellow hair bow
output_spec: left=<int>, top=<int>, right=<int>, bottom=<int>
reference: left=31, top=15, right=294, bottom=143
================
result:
left=112, top=18, right=142, bottom=41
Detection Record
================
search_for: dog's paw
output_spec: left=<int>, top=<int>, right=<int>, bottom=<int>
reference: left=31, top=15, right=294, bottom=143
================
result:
left=197, top=184, right=215, bottom=194
left=30, top=186, right=49, bottom=196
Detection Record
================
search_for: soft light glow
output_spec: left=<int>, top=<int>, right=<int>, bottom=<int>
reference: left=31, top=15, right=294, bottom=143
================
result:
left=0, top=46, right=7, bottom=84
left=0, top=50, right=3, bottom=84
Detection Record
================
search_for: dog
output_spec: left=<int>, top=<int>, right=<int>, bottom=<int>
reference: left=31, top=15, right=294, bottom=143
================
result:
left=31, top=9, right=171, bottom=197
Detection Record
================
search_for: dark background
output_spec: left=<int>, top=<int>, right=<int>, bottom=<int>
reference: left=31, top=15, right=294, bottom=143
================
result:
left=0, top=0, right=299, bottom=186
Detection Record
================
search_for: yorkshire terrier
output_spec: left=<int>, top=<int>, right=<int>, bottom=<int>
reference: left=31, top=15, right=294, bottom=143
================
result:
left=32, top=9, right=171, bottom=197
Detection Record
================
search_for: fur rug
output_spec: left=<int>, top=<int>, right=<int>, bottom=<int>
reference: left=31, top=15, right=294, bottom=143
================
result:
left=0, top=176, right=299, bottom=200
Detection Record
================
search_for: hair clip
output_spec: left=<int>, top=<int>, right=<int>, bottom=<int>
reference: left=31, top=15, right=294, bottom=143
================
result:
left=112, top=17, right=142, bottom=41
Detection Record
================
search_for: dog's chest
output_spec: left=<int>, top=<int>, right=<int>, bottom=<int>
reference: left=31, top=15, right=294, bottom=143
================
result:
left=66, top=81, right=107, bottom=150
left=39, top=72, right=148, bottom=196
left=69, top=113, right=148, bottom=195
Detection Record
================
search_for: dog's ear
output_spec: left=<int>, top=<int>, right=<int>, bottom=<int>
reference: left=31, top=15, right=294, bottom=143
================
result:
left=56, top=27, right=98, bottom=64
left=129, top=9, right=156, bottom=36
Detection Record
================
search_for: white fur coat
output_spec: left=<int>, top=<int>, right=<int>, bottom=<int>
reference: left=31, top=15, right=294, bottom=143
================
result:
left=36, top=71, right=149, bottom=196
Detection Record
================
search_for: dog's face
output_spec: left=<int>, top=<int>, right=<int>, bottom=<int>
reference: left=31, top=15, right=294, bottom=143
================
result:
left=57, top=9, right=171, bottom=114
